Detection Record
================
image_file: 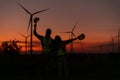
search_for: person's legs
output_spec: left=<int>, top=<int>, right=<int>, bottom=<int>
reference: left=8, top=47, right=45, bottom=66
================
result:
left=57, top=57, right=63, bottom=80
left=41, top=54, right=48, bottom=80
left=63, top=56, right=69, bottom=80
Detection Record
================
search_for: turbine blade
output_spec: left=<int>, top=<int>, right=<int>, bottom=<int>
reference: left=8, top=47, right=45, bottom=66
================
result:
left=72, top=32, right=76, bottom=38
left=114, top=35, right=118, bottom=38
left=61, top=31, right=71, bottom=33
left=17, top=2, right=31, bottom=15
left=26, top=35, right=30, bottom=38
left=33, top=8, right=50, bottom=15
left=27, top=16, right=32, bottom=33
left=19, top=33, right=25, bottom=37
left=72, top=22, right=78, bottom=32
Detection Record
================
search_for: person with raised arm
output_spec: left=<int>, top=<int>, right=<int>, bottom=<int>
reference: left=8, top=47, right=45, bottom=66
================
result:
left=33, top=17, right=54, bottom=80
left=53, top=34, right=85, bottom=80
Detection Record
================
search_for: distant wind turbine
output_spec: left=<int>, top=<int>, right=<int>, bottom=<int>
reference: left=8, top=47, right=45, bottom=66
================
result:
left=113, top=27, right=120, bottom=53
left=18, top=2, right=49, bottom=54
left=61, top=22, right=78, bottom=53
left=98, top=45, right=104, bottom=53
left=116, top=27, right=120, bottom=53
left=111, top=35, right=115, bottom=53
left=74, top=41, right=84, bottom=53
left=19, top=33, right=30, bottom=53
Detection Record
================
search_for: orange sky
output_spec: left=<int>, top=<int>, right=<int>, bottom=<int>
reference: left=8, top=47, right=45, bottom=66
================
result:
left=0, top=0, right=120, bottom=53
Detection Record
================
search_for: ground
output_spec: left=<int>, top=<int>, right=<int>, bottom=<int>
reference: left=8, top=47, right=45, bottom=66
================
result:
left=0, top=53, right=120, bottom=80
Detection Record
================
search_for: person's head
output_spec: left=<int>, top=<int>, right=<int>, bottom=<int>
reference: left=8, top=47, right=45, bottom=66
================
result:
left=45, top=28, right=52, bottom=37
left=55, top=35, right=62, bottom=43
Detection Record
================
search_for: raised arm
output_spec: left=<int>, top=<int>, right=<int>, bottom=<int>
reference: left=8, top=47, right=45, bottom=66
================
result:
left=63, top=37, right=78, bottom=44
left=64, top=33, right=85, bottom=44
left=33, top=17, right=43, bottom=40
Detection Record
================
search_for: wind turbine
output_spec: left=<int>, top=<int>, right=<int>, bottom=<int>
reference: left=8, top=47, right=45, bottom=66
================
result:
left=80, top=42, right=84, bottom=53
left=74, top=41, right=84, bottom=53
left=113, top=27, right=120, bottom=53
left=110, top=35, right=115, bottom=53
left=61, top=22, right=78, bottom=53
left=116, top=27, right=120, bottom=53
left=18, top=2, right=49, bottom=54
left=19, top=33, right=30, bottom=53
left=98, top=44, right=104, bottom=53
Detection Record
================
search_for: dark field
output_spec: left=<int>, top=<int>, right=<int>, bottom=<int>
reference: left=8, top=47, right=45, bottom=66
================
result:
left=0, top=53, right=120, bottom=80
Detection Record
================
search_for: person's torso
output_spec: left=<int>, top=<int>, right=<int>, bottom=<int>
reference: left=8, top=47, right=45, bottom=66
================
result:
left=57, top=42, right=66, bottom=56
left=42, top=37, right=53, bottom=54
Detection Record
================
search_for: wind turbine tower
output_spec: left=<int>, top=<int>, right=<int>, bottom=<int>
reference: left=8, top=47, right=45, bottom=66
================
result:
left=19, top=33, right=30, bottom=53
left=79, top=42, right=84, bottom=53
left=99, top=45, right=104, bottom=53
left=18, top=2, right=49, bottom=54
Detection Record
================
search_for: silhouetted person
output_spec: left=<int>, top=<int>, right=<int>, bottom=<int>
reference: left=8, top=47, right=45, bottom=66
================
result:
left=53, top=34, right=85, bottom=80
left=33, top=17, right=54, bottom=79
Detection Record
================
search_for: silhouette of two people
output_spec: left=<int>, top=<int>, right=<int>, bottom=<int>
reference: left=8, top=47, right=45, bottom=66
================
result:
left=33, top=17, right=85, bottom=80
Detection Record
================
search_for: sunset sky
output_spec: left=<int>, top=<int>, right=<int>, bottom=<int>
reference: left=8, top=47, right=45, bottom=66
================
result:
left=0, top=0, right=120, bottom=53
